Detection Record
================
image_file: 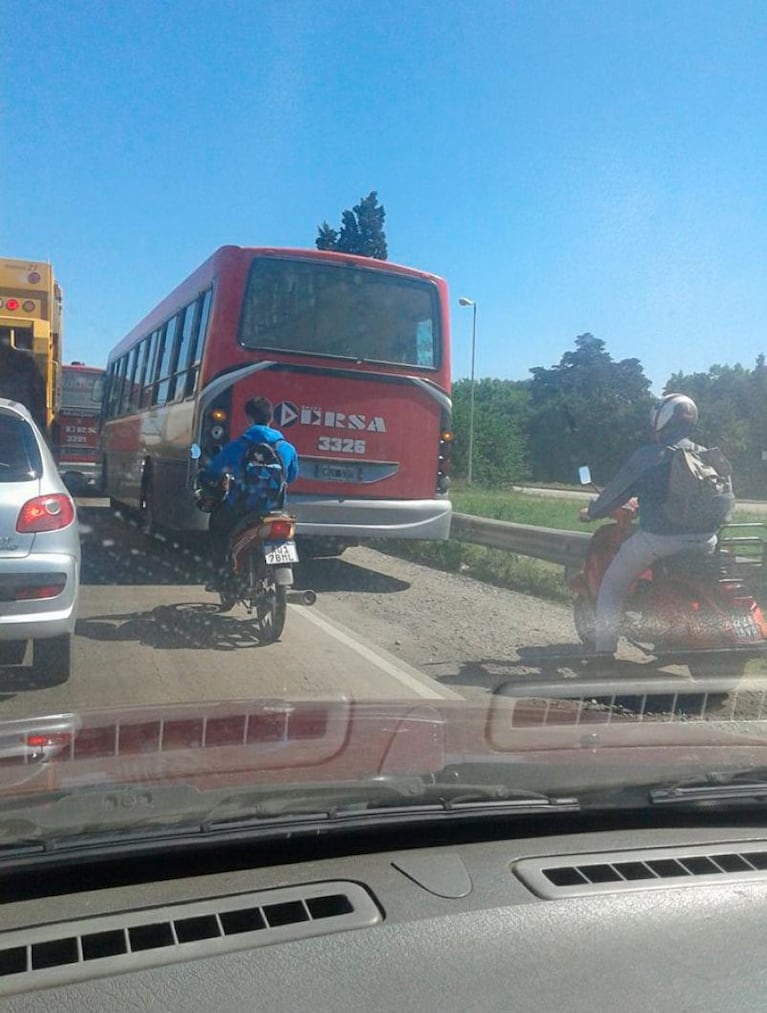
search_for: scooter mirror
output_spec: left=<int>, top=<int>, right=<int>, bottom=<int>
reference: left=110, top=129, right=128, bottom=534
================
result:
left=577, top=465, right=592, bottom=486
left=190, top=443, right=202, bottom=460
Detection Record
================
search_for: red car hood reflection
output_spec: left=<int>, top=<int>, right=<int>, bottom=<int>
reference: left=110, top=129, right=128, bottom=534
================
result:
left=4, top=678, right=767, bottom=798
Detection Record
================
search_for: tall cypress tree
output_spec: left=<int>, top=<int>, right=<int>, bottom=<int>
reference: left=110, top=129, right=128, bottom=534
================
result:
left=315, top=191, right=388, bottom=259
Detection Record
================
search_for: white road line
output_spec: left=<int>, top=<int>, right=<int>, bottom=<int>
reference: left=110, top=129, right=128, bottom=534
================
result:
left=291, top=606, right=462, bottom=701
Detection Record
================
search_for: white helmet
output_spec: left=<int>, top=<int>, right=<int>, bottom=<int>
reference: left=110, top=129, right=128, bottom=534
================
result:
left=650, top=393, right=699, bottom=434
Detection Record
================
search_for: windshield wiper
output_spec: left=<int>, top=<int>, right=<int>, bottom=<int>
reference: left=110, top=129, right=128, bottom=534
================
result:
left=0, top=775, right=579, bottom=846
left=650, top=767, right=767, bottom=805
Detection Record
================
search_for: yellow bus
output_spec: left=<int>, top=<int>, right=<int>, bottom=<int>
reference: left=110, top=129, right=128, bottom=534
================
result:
left=0, top=256, right=63, bottom=431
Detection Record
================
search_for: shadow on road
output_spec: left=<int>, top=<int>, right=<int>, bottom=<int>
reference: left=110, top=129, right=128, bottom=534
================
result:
left=430, top=645, right=671, bottom=694
left=294, top=557, right=410, bottom=594
left=78, top=505, right=410, bottom=595
left=0, top=654, right=71, bottom=701
left=76, top=602, right=281, bottom=651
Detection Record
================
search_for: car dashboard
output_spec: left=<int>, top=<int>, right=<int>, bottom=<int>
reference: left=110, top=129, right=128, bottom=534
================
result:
left=2, top=816, right=767, bottom=1011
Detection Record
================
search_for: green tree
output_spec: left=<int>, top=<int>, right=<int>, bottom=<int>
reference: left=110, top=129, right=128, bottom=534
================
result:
left=315, top=222, right=339, bottom=251
left=526, top=333, right=654, bottom=484
left=666, top=358, right=767, bottom=497
left=315, top=191, right=388, bottom=259
left=451, top=378, right=530, bottom=486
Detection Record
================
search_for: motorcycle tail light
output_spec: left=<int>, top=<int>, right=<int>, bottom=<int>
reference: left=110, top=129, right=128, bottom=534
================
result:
left=261, top=518, right=294, bottom=540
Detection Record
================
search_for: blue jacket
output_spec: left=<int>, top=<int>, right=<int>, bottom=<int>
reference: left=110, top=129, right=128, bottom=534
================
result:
left=586, top=432, right=715, bottom=535
left=201, top=424, right=299, bottom=508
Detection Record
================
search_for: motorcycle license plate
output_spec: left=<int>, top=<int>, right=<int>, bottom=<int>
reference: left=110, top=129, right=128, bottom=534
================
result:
left=732, top=615, right=761, bottom=641
left=263, top=540, right=299, bottom=565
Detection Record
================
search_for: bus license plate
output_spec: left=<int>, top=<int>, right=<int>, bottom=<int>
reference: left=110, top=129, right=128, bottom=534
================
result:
left=314, top=463, right=360, bottom=482
left=264, top=541, right=299, bottom=565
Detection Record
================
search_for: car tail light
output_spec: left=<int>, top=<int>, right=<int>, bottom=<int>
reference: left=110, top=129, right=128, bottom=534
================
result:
left=26, top=732, right=72, bottom=750
left=16, top=495, right=75, bottom=533
left=16, top=582, right=66, bottom=600
left=260, top=518, right=295, bottom=540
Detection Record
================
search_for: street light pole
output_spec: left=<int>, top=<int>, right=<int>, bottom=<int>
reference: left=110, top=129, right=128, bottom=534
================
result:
left=458, top=297, right=477, bottom=485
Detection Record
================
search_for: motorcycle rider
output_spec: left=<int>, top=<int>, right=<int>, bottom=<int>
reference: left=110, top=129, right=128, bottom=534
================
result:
left=199, top=396, right=299, bottom=591
left=578, top=393, right=721, bottom=658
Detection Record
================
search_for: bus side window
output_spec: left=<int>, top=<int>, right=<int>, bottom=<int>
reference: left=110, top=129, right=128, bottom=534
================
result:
left=119, top=347, right=138, bottom=416
left=105, top=362, right=119, bottom=417
left=112, top=357, right=128, bottom=417
left=141, top=330, right=160, bottom=408
left=184, top=289, right=211, bottom=398
left=154, top=318, right=178, bottom=406
left=169, top=301, right=198, bottom=402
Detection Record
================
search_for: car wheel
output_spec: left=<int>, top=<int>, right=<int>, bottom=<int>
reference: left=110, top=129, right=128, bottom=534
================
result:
left=0, top=641, right=26, bottom=666
left=33, top=635, right=72, bottom=680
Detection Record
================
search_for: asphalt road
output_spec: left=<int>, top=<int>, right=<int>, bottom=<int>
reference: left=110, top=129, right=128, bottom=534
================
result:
left=3, top=500, right=766, bottom=722
left=0, top=504, right=465, bottom=719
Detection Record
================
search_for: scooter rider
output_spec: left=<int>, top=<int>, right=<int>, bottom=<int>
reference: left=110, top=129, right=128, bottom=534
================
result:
left=200, top=396, right=299, bottom=591
left=578, top=393, right=719, bottom=658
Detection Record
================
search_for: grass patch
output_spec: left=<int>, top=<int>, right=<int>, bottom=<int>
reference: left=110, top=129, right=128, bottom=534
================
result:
left=371, top=537, right=572, bottom=603
left=450, top=486, right=586, bottom=531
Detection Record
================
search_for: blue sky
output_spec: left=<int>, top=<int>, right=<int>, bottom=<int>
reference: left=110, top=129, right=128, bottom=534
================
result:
left=2, top=0, right=765, bottom=391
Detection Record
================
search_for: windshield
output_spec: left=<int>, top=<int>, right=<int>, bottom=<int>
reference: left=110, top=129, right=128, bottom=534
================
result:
left=2, top=3, right=767, bottom=854
left=0, top=413, right=41, bottom=481
left=239, top=257, right=440, bottom=368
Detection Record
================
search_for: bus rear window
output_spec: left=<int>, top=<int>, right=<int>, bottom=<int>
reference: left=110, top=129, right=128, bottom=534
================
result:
left=0, top=414, right=42, bottom=482
left=61, top=370, right=105, bottom=411
left=238, top=257, right=439, bottom=368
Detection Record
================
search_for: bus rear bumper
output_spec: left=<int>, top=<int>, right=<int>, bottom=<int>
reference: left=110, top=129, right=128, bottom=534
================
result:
left=59, top=462, right=103, bottom=495
left=289, top=496, right=452, bottom=540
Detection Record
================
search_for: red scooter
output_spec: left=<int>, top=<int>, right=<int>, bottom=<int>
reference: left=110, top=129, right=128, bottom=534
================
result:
left=570, top=495, right=767, bottom=677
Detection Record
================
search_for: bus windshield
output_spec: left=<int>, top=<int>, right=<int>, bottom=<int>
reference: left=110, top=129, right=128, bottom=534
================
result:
left=238, top=257, right=440, bottom=368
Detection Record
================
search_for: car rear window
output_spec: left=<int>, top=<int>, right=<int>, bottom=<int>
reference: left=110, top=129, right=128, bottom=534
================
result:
left=0, top=413, right=43, bottom=482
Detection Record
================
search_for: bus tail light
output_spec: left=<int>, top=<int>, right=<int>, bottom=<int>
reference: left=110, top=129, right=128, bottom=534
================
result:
left=437, top=410, right=452, bottom=494
left=203, top=391, right=232, bottom=458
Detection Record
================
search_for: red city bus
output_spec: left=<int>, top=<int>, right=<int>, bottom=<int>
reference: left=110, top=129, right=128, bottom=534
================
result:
left=101, top=246, right=452, bottom=551
left=52, top=362, right=106, bottom=494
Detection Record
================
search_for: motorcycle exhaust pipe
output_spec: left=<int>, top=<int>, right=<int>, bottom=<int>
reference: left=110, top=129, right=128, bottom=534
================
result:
left=286, top=589, right=317, bottom=606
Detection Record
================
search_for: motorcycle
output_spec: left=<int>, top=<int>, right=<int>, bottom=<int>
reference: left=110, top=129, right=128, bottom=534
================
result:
left=570, top=468, right=767, bottom=677
left=191, top=445, right=316, bottom=643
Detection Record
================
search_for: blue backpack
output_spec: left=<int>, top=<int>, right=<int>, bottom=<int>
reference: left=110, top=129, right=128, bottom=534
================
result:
left=238, top=438, right=287, bottom=512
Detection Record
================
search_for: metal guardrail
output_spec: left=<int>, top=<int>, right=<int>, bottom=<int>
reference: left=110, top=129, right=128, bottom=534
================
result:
left=450, top=513, right=590, bottom=567
left=449, top=514, right=766, bottom=572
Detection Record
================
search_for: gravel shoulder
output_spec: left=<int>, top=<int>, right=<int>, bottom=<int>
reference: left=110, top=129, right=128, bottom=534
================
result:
left=300, top=546, right=582, bottom=699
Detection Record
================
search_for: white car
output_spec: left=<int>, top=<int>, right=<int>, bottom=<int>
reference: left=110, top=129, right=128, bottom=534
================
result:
left=0, top=398, right=80, bottom=679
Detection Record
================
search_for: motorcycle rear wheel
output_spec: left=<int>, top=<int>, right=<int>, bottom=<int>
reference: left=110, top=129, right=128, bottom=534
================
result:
left=245, top=550, right=287, bottom=644
left=573, top=596, right=596, bottom=651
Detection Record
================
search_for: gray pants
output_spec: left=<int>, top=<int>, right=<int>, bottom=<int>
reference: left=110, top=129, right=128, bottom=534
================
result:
left=595, top=528, right=717, bottom=653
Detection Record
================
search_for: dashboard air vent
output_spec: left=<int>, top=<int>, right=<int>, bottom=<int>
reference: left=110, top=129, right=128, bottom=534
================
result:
left=0, top=880, right=379, bottom=996
left=514, top=842, right=767, bottom=898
